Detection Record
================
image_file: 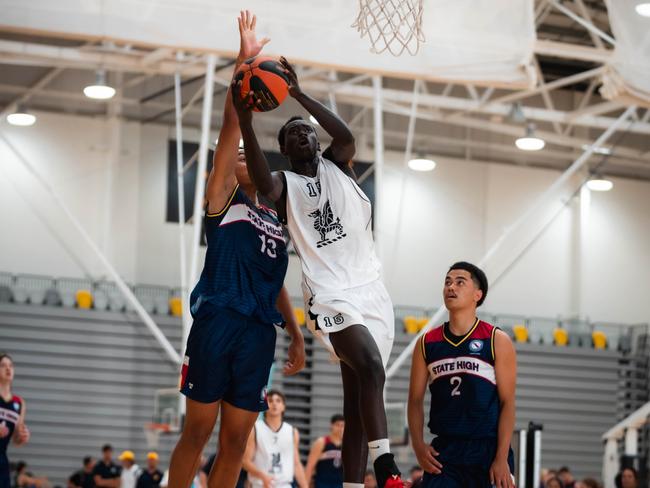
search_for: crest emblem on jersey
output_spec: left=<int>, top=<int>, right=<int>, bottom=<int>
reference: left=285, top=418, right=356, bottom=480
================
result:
left=13, top=402, right=19, bottom=411
left=469, top=339, right=484, bottom=353
left=308, top=200, right=346, bottom=248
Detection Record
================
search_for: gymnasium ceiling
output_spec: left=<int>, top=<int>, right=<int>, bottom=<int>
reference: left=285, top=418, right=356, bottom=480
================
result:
left=0, top=0, right=649, bottom=182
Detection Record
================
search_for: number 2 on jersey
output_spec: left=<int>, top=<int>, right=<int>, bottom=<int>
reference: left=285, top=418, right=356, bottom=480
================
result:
left=450, top=376, right=462, bottom=396
left=258, top=234, right=277, bottom=258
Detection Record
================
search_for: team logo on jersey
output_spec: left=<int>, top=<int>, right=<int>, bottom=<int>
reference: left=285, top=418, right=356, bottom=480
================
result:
left=469, top=339, right=484, bottom=353
left=308, top=200, right=346, bottom=248
left=13, top=402, right=19, bottom=411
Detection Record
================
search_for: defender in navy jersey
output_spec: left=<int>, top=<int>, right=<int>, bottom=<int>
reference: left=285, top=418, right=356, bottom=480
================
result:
left=167, top=12, right=305, bottom=488
left=0, top=354, right=30, bottom=488
left=408, top=263, right=516, bottom=488
left=305, top=414, right=344, bottom=488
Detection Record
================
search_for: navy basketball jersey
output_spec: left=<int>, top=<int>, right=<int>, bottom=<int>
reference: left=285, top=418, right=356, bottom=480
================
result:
left=421, top=319, right=500, bottom=439
left=190, top=186, right=288, bottom=325
left=314, top=436, right=343, bottom=486
left=0, top=394, right=22, bottom=459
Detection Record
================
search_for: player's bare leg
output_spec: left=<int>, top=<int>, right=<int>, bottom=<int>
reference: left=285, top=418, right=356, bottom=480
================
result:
left=330, top=324, right=402, bottom=487
left=168, top=398, right=219, bottom=488
left=207, top=401, right=258, bottom=488
left=339, top=361, right=369, bottom=483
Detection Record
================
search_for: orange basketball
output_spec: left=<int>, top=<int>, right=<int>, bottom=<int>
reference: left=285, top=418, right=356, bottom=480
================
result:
left=234, top=56, right=290, bottom=112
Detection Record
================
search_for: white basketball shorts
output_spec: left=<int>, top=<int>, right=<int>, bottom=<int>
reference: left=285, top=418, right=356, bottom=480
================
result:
left=303, top=279, right=395, bottom=367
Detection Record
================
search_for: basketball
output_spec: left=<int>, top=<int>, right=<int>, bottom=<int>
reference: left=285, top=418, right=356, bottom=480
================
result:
left=234, top=56, right=290, bottom=112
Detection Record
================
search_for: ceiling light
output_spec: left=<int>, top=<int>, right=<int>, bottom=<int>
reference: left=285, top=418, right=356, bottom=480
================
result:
left=408, top=158, right=436, bottom=172
left=515, top=123, right=545, bottom=151
left=635, top=3, right=650, bottom=17
left=6, top=107, right=36, bottom=127
left=83, top=70, right=116, bottom=100
left=581, top=144, right=611, bottom=155
left=309, top=115, right=319, bottom=125
left=586, top=178, right=613, bottom=192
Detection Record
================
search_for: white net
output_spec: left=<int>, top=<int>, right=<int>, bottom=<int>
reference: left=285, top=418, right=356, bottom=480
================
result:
left=352, top=0, right=425, bottom=56
left=143, top=424, right=165, bottom=449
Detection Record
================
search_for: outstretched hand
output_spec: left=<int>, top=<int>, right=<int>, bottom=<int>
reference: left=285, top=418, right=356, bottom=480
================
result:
left=238, top=10, right=270, bottom=62
left=279, top=56, right=302, bottom=98
left=283, top=333, right=306, bottom=376
left=231, top=79, right=257, bottom=124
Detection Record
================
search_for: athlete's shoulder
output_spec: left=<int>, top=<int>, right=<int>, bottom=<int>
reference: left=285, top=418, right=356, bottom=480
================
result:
left=472, top=320, right=497, bottom=340
left=423, top=324, right=446, bottom=344
left=11, top=395, right=23, bottom=405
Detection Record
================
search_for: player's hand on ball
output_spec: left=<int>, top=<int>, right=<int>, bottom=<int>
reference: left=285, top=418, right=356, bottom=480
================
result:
left=237, top=10, right=270, bottom=62
left=279, top=57, right=302, bottom=98
left=489, top=457, right=514, bottom=488
left=413, top=440, right=442, bottom=474
left=283, top=333, right=306, bottom=376
left=231, top=80, right=255, bottom=123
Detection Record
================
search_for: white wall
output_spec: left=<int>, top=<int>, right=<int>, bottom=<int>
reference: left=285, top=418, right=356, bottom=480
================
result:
left=1, top=111, right=648, bottom=323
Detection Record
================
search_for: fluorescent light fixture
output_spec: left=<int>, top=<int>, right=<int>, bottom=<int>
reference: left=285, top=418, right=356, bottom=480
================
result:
left=636, top=2, right=650, bottom=17
left=515, top=123, right=545, bottom=151
left=586, top=178, right=613, bottom=192
left=7, top=109, right=36, bottom=126
left=84, top=70, right=116, bottom=100
left=408, top=158, right=436, bottom=172
left=309, top=115, right=319, bottom=125
left=581, top=144, right=611, bottom=155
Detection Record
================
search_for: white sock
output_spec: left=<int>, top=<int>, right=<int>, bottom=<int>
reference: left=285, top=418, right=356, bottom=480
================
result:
left=342, top=484, right=364, bottom=488
left=368, top=437, right=391, bottom=463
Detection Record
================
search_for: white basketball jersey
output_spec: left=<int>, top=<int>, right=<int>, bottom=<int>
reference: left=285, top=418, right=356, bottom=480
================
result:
left=250, top=420, right=295, bottom=488
left=283, top=158, right=381, bottom=295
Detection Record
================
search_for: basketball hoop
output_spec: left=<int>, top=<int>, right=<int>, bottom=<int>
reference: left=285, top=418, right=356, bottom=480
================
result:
left=144, top=422, right=172, bottom=449
left=352, top=0, right=425, bottom=56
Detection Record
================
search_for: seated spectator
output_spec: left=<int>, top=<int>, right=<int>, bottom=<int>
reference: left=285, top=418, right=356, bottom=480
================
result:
left=558, top=467, right=576, bottom=488
left=15, top=461, right=50, bottom=488
left=118, top=451, right=141, bottom=488
left=546, top=477, right=564, bottom=488
left=93, top=444, right=120, bottom=488
left=364, top=470, right=377, bottom=488
left=135, top=453, right=163, bottom=488
left=406, top=465, right=423, bottom=488
left=576, top=478, right=601, bottom=488
left=68, top=456, right=96, bottom=488
left=615, top=467, right=638, bottom=488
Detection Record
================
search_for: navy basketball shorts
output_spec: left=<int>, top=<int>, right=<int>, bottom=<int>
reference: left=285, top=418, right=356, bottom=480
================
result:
left=0, top=459, right=9, bottom=488
left=421, top=437, right=515, bottom=488
left=180, top=304, right=277, bottom=412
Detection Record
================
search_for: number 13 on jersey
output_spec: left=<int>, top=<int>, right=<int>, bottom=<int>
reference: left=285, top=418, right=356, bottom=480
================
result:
left=259, top=234, right=277, bottom=258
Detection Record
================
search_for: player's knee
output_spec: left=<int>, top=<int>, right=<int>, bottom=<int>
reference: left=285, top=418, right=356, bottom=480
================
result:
left=219, top=427, right=249, bottom=456
left=357, top=353, right=385, bottom=385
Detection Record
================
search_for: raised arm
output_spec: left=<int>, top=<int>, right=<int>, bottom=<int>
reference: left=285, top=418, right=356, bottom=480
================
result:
left=205, top=10, right=270, bottom=215
left=232, top=88, right=285, bottom=202
left=407, top=338, right=442, bottom=475
left=280, top=57, right=356, bottom=171
left=490, top=329, right=516, bottom=488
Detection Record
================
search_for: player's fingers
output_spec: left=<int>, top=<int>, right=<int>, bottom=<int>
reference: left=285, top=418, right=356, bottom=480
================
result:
left=260, top=37, right=270, bottom=47
left=251, top=14, right=257, bottom=30
left=489, top=468, right=495, bottom=486
left=245, top=10, right=251, bottom=28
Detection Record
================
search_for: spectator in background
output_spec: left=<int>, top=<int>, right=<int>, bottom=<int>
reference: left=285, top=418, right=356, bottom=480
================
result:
left=118, top=451, right=140, bottom=488
left=405, top=465, right=423, bottom=487
left=305, top=414, right=344, bottom=488
left=558, top=467, right=576, bottom=488
left=14, top=461, right=50, bottom=488
left=363, top=470, right=377, bottom=488
left=68, top=456, right=96, bottom=488
left=576, top=478, right=601, bottom=488
left=135, top=453, right=163, bottom=488
left=616, top=467, right=638, bottom=488
left=540, top=469, right=559, bottom=488
left=93, top=445, right=120, bottom=488
left=545, top=477, right=564, bottom=488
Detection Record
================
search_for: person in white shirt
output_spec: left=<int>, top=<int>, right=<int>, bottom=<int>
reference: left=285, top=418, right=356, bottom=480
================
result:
left=118, top=451, right=141, bottom=488
left=242, top=390, right=308, bottom=488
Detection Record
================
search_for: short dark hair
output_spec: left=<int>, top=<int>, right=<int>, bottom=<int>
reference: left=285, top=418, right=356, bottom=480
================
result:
left=101, top=444, right=112, bottom=453
left=448, top=261, right=488, bottom=307
left=558, top=466, right=571, bottom=474
left=278, top=116, right=305, bottom=149
left=621, top=467, right=637, bottom=479
left=0, top=353, right=12, bottom=363
left=267, top=389, right=286, bottom=404
left=16, top=461, right=27, bottom=473
left=330, top=414, right=344, bottom=424
left=83, top=456, right=93, bottom=466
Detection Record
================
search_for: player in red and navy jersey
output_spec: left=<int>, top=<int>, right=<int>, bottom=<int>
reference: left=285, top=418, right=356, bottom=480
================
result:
left=407, top=262, right=516, bottom=488
left=0, top=353, right=30, bottom=488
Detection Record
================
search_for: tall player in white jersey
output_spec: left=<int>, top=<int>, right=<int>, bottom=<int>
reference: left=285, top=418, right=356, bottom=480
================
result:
left=234, top=60, right=403, bottom=488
